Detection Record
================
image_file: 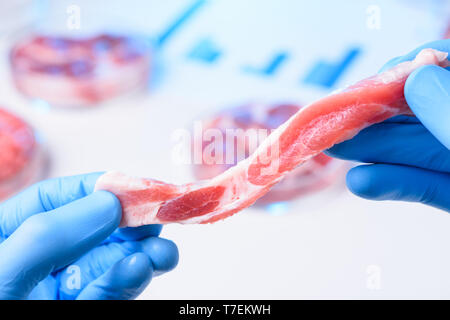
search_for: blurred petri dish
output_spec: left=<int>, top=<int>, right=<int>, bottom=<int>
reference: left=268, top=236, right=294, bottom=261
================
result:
left=191, top=102, right=347, bottom=206
left=0, top=107, right=47, bottom=200
left=10, top=33, right=151, bottom=108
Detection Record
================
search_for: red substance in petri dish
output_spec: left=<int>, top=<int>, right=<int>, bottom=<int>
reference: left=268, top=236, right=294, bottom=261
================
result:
left=191, top=103, right=346, bottom=204
left=0, top=108, right=45, bottom=200
left=10, top=34, right=151, bottom=107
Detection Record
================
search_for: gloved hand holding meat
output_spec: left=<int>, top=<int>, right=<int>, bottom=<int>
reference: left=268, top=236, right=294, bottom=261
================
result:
left=326, top=40, right=450, bottom=212
left=94, top=41, right=450, bottom=226
left=0, top=173, right=178, bottom=300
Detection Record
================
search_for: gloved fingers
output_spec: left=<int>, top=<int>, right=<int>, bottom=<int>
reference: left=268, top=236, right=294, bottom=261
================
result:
left=346, top=164, right=450, bottom=212
left=378, top=39, right=450, bottom=72
left=326, top=122, right=450, bottom=172
left=76, top=252, right=153, bottom=300
left=0, top=172, right=102, bottom=238
left=0, top=191, right=120, bottom=299
left=331, top=40, right=450, bottom=163
left=58, top=236, right=178, bottom=299
left=405, top=65, right=450, bottom=149
left=107, top=224, right=163, bottom=242
left=141, top=236, right=179, bottom=276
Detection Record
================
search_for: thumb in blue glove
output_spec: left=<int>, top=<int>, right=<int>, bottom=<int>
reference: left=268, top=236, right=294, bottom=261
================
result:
left=405, top=64, right=450, bottom=149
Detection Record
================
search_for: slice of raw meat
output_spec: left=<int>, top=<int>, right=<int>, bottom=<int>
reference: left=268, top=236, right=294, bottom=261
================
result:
left=95, top=48, right=450, bottom=226
left=191, top=103, right=347, bottom=204
left=10, top=34, right=150, bottom=107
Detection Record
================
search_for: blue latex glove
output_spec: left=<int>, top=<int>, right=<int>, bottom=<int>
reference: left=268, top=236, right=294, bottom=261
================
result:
left=326, top=39, right=450, bottom=212
left=0, top=173, right=178, bottom=300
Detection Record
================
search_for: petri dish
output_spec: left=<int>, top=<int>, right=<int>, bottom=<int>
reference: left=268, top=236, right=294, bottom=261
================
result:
left=10, top=33, right=151, bottom=108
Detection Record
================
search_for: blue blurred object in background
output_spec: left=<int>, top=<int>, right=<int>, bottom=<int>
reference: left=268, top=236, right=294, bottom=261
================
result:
left=303, top=47, right=361, bottom=88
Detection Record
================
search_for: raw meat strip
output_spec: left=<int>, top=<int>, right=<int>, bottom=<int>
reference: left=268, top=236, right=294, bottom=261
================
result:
left=10, top=34, right=150, bottom=107
left=0, top=108, right=46, bottom=200
left=191, top=103, right=346, bottom=204
left=95, top=48, right=449, bottom=226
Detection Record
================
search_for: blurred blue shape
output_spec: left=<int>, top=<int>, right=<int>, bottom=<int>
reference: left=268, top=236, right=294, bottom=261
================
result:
left=69, top=60, right=91, bottom=77
left=93, top=39, right=112, bottom=52
left=43, top=37, right=69, bottom=50
left=187, top=38, right=222, bottom=63
left=156, top=0, right=207, bottom=48
left=243, top=52, right=289, bottom=76
left=265, top=201, right=290, bottom=216
left=31, top=99, right=51, bottom=113
left=303, top=47, right=361, bottom=88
